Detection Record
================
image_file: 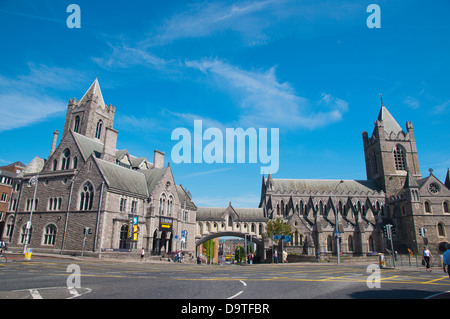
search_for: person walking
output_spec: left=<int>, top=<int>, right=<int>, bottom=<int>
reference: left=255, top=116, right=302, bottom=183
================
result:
left=141, top=247, right=145, bottom=261
left=423, top=246, right=433, bottom=272
left=443, top=243, right=450, bottom=278
left=274, top=249, right=278, bottom=264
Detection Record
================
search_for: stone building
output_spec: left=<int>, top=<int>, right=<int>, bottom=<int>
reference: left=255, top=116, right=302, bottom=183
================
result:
left=260, top=102, right=450, bottom=256
left=2, top=79, right=197, bottom=258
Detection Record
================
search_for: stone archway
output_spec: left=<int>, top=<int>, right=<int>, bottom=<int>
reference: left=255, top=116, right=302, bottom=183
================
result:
left=196, top=231, right=266, bottom=263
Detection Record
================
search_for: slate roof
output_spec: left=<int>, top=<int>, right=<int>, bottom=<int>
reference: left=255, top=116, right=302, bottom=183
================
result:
left=377, top=105, right=404, bottom=134
left=270, top=179, right=383, bottom=195
left=196, top=206, right=266, bottom=222
left=94, top=157, right=148, bottom=197
left=79, top=78, right=105, bottom=107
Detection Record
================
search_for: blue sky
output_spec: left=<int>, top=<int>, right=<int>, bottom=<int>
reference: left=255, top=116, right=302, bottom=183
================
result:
left=0, top=0, right=449, bottom=208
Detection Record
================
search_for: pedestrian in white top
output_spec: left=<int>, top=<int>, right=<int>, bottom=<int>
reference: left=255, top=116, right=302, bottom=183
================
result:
left=423, top=246, right=433, bottom=272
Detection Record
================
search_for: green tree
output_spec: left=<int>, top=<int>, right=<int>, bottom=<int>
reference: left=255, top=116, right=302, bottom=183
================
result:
left=234, top=246, right=244, bottom=263
left=265, top=218, right=293, bottom=239
left=203, top=239, right=215, bottom=263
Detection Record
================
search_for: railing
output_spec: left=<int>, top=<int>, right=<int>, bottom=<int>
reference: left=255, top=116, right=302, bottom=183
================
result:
left=383, top=254, right=444, bottom=268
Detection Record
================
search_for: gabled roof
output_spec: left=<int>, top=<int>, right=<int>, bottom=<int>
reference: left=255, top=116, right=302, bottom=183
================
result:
left=17, top=156, right=46, bottom=178
left=140, top=167, right=167, bottom=195
left=72, top=131, right=104, bottom=160
left=79, top=78, right=105, bottom=107
left=94, top=157, right=148, bottom=197
left=176, top=185, right=197, bottom=211
left=270, top=179, right=383, bottom=195
left=196, top=204, right=266, bottom=222
left=377, top=105, right=403, bottom=135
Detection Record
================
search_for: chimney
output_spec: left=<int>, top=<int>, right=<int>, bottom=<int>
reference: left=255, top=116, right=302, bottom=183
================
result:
left=153, top=150, right=165, bottom=169
left=101, top=127, right=118, bottom=163
left=50, top=130, right=59, bottom=156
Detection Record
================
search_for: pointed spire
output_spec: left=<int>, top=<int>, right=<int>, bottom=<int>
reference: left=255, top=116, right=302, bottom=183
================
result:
left=404, top=170, right=419, bottom=188
left=79, top=78, right=105, bottom=107
left=445, top=168, right=450, bottom=190
left=377, top=102, right=403, bottom=135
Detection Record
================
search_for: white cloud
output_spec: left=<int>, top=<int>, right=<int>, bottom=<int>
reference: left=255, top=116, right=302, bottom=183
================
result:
left=147, top=0, right=279, bottom=47
left=0, top=93, right=64, bottom=132
left=0, top=64, right=81, bottom=132
left=185, top=59, right=348, bottom=129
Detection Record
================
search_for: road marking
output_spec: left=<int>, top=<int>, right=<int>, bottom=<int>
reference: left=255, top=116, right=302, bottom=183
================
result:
left=423, top=277, right=448, bottom=284
left=68, top=288, right=80, bottom=298
left=239, top=280, right=247, bottom=287
left=227, top=291, right=244, bottom=299
left=29, top=289, right=43, bottom=299
left=424, top=290, right=450, bottom=299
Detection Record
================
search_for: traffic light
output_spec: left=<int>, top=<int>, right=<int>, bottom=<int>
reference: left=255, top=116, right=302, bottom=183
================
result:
left=391, top=225, right=396, bottom=236
left=419, top=227, right=427, bottom=237
left=383, top=225, right=388, bottom=238
left=339, top=237, right=342, bottom=244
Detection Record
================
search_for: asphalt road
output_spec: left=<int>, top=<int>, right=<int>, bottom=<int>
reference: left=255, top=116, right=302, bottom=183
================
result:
left=1, top=254, right=450, bottom=301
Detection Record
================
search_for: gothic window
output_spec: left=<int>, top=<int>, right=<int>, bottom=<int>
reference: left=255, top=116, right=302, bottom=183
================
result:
left=369, top=236, right=375, bottom=252
left=167, top=196, right=173, bottom=216
left=79, top=182, right=94, bottom=211
left=20, top=224, right=32, bottom=244
left=424, top=201, right=432, bottom=214
left=438, top=223, right=446, bottom=237
left=61, top=148, right=71, bottom=170
left=73, top=156, right=78, bottom=169
left=119, top=224, right=129, bottom=249
left=159, top=195, right=166, bottom=216
left=444, top=201, right=450, bottom=214
left=348, top=235, right=354, bottom=252
left=228, top=215, right=233, bottom=227
left=74, top=115, right=80, bottom=133
left=53, top=159, right=58, bottom=171
left=327, top=235, right=333, bottom=252
left=372, top=151, right=378, bottom=174
left=393, top=145, right=406, bottom=170
left=119, top=198, right=127, bottom=212
left=429, top=183, right=440, bottom=194
left=43, top=224, right=57, bottom=245
left=95, top=119, right=103, bottom=139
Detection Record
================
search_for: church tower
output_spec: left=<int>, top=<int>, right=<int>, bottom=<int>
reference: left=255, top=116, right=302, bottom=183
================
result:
left=62, top=78, right=116, bottom=144
left=362, top=97, right=421, bottom=196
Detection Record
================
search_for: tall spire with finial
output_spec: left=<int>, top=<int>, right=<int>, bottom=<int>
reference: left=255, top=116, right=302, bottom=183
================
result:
left=379, top=93, right=384, bottom=106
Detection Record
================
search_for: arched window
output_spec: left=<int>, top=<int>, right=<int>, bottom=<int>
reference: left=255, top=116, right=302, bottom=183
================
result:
left=73, top=156, right=78, bottom=169
left=369, top=236, right=375, bottom=252
left=443, top=201, right=450, bottom=214
left=20, top=224, right=32, bottom=244
left=43, top=224, right=57, bottom=245
left=424, top=201, right=432, bottom=214
left=52, top=159, right=58, bottom=171
left=79, top=182, right=94, bottom=210
left=327, top=235, right=333, bottom=252
left=74, top=115, right=80, bottom=133
left=119, top=224, right=128, bottom=249
left=228, top=215, right=233, bottom=227
left=438, top=223, right=446, bottom=237
left=159, top=195, right=166, bottom=216
left=394, top=145, right=406, bottom=170
left=348, top=235, right=354, bottom=252
left=95, top=119, right=103, bottom=139
left=61, top=148, right=71, bottom=170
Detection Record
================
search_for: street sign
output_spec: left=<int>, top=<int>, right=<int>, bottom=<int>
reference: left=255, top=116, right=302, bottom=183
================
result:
left=159, top=217, right=173, bottom=231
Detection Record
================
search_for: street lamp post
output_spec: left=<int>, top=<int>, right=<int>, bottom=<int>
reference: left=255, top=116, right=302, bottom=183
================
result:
left=334, top=180, right=344, bottom=264
left=23, top=175, right=38, bottom=254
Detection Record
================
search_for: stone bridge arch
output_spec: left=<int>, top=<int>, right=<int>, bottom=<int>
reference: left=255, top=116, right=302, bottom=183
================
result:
left=196, top=231, right=266, bottom=263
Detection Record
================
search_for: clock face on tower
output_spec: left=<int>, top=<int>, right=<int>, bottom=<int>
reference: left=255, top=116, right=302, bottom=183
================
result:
left=428, top=182, right=440, bottom=194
